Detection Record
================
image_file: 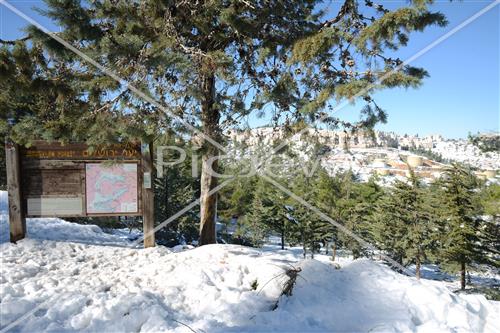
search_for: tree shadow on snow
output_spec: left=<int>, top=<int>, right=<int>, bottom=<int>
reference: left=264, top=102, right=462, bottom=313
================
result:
left=0, top=215, right=141, bottom=248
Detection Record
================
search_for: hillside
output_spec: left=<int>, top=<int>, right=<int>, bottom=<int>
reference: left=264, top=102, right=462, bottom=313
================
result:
left=228, top=128, right=499, bottom=183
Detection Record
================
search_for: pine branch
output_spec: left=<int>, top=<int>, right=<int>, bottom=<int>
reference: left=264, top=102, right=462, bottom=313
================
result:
left=178, top=43, right=210, bottom=58
left=0, top=35, right=31, bottom=45
left=90, top=90, right=128, bottom=115
left=322, top=0, right=352, bottom=28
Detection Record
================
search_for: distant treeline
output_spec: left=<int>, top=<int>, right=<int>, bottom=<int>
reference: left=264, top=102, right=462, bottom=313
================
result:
left=219, top=164, right=499, bottom=289
left=409, top=147, right=450, bottom=164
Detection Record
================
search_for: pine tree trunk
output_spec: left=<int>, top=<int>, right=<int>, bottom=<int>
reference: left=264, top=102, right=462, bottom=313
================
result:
left=332, top=242, right=337, bottom=261
left=460, top=261, right=466, bottom=290
left=302, top=230, right=306, bottom=259
left=281, top=221, right=285, bottom=250
left=199, top=72, right=220, bottom=246
left=164, top=176, right=169, bottom=218
left=415, top=253, right=421, bottom=280
left=353, top=249, right=359, bottom=260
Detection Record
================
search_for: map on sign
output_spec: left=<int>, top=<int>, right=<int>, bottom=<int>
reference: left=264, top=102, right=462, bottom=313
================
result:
left=85, top=163, right=138, bottom=214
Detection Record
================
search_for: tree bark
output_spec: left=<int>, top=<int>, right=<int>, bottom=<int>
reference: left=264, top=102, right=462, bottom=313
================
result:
left=281, top=221, right=285, bottom=250
left=332, top=242, right=337, bottom=262
left=460, top=261, right=466, bottom=290
left=415, top=253, right=421, bottom=280
left=141, top=142, right=155, bottom=248
left=302, top=230, right=306, bottom=259
left=199, top=72, right=220, bottom=246
left=6, top=142, right=26, bottom=243
left=397, top=253, right=403, bottom=266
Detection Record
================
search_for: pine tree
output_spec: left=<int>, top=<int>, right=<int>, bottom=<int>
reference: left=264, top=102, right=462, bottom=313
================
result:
left=372, top=171, right=437, bottom=278
left=437, top=164, right=494, bottom=290
left=154, top=136, right=199, bottom=245
left=244, top=178, right=289, bottom=248
left=2, top=0, right=446, bottom=244
left=313, top=169, right=340, bottom=256
left=288, top=174, right=314, bottom=258
left=400, top=172, right=433, bottom=277
left=481, top=183, right=500, bottom=217
left=372, top=192, right=406, bottom=265
left=337, top=175, right=380, bottom=259
left=287, top=170, right=343, bottom=258
left=264, top=188, right=290, bottom=250
left=222, top=177, right=256, bottom=220
left=246, top=184, right=269, bottom=247
left=0, top=40, right=148, bottom=146
left=479, top=184, right=500, bottom=261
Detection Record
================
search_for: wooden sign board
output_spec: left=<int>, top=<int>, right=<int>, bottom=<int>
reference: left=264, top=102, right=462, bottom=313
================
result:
left=20, top=142, right=142, bottom=217
left=5, top=141, right=155, bottom=247
left=21, top=142, right=141, bottom=160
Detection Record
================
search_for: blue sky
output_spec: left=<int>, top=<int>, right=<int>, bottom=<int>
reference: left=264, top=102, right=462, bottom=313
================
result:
left=1, top=1, right=499, bottom=138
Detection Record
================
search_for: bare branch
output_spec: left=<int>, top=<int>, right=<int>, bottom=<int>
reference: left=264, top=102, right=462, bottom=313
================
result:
left=322, top=0, right=352, bottom=28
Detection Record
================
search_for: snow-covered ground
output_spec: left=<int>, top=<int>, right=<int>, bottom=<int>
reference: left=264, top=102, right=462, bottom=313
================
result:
left=1, top=193, right=499, bottom=332
left=432, top=141, right=500, bottom=171
left=0, top=191, right=7, bottom=215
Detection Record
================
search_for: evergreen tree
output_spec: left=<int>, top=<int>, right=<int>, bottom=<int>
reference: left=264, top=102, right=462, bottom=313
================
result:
left=372, top=191, right=406, bottom=265
left=372, top=171, right=435, bottom=278
left=313, top=169, right=341, bottom=256
left=437, top=164, right=495, bottom=290
left=337, top=175, right=380, bottom=259
left=479, top=184, right=500, bottom=261
left=264, top=187, right=290, bottom=250
left=480, top=183, right=500, bottom=217
left=2, top=0, right=446, bottom=245
left=244, top=178, right=289, bottom=248
left=246, top=184, right=270, bottom=247
left=154, top=136, right=200, bottom=245
left=330, top=171, right=358, bottom=255
left=222, top=176, right=256, bottom=220
left=287, top=171, right=336, bottom=258
left=0, top=40, right=148, bottom=146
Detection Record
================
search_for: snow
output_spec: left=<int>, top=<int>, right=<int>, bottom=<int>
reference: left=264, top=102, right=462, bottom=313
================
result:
left=432, top=141, right=500, bottom=171
left=0, top=215, right=140, bottom=247
left=1, top=191, right=500, bottom=332
left=244, top=259, right=499, bottom=333
left=229, top=128, right=499, bottom=182
left=0, top=191, right=6, bottom=214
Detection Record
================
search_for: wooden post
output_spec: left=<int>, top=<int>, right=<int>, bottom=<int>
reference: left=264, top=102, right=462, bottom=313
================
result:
left=141, top=142, right=155, bottom=248
left=5, top=142, right=26, bottom=242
